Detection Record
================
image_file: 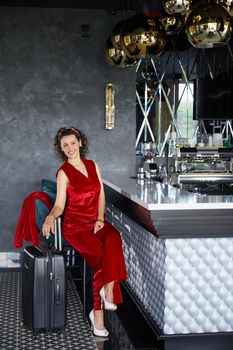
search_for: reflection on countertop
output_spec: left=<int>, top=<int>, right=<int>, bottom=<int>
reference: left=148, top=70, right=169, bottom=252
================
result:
left=102, top=170, right=233, bottom=210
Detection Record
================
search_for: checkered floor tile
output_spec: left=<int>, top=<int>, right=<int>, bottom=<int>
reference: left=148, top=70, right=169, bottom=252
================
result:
left=0, top=271, right=97, bottom=350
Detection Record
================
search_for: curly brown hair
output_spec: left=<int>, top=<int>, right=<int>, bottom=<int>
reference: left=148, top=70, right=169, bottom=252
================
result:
left=54, top=127, right=89, bottom=161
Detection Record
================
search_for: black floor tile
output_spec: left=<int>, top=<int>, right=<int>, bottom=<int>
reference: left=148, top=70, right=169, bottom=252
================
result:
left=0, top=270, right=97, bottom=350
left=103, top=286, right=163, bottom=350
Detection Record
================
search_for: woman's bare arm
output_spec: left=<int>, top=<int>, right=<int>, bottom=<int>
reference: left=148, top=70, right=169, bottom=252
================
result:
left=42, top=170, right=68, bottom=238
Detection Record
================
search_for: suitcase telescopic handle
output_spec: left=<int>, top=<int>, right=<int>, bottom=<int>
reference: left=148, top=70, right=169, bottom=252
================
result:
left=54, top=217, right=62, bottom=252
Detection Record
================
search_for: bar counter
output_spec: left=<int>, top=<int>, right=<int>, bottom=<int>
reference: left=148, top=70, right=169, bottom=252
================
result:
left=103, top=171, right=233, bottom=350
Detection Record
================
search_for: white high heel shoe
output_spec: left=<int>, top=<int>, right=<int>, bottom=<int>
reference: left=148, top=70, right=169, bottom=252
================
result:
left=100, top=286, right=117, bottom=311
left=89, top=309, right=109, bottom=338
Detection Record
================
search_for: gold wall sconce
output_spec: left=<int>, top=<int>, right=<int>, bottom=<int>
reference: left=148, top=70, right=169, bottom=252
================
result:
left=105, top=83, right=115, bottom=130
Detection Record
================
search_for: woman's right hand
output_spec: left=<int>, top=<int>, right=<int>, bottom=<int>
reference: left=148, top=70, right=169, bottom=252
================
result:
left=42, top=215, right=55, bottom=239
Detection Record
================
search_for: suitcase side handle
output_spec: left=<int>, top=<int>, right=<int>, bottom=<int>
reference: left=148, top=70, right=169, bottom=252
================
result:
left=55, top=278, right=60, bottom=305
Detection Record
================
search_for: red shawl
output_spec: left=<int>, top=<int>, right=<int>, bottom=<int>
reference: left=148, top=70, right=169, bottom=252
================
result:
left=14, top=191, right=53, bottom=248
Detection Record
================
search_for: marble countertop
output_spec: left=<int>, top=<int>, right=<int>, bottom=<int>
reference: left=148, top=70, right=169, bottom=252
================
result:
left=102, top=171, right=233, bottom=211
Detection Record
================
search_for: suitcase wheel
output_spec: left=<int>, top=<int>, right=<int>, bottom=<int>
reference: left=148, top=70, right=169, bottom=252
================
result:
left=58, top=330, right=66, bottom=339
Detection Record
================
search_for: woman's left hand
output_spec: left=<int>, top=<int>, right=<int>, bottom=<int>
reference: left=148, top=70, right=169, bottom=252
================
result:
left=94, top=220, right=104, bottom=234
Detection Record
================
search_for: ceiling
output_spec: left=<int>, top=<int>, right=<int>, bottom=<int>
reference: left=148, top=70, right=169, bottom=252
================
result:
left=0, top=0, right=166, bottom=13
left=0, top=0, right=138, bottom=10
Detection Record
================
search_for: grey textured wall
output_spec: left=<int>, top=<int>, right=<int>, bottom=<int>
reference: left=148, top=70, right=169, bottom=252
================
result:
left=0, top=7, right=136, bottom=251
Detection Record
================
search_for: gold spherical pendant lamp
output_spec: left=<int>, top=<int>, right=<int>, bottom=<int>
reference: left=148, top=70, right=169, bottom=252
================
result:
left=120, top=15, right=166, bottom=59
left=159, top=15, right=184, bottom=35
left=105, top=38, right=138, bottom=68
left=111, top=20, right=127, bottom=49
left=185, top=1, right=232, bottom=48
left=164, top=0, right=192, bottom=15
left=217, top=0, right=233, bottom=15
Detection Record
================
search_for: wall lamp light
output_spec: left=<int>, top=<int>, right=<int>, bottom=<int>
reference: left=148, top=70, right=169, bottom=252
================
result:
left=105, top=83, right=115, bottom=130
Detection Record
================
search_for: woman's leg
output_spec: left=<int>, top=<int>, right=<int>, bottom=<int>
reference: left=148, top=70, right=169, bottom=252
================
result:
left=93, top=309, right=104, bottom=329
left=63, top=222, right=127, bottom=310
left=103, top=281, right=114, bottom=303
left=63, top=229, right=103, bottom=309
left=95, top=222, right=127, bottom=306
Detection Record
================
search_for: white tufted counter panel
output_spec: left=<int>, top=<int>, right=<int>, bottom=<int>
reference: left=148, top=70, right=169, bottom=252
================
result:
left=106, top=203, right=233, bottom=335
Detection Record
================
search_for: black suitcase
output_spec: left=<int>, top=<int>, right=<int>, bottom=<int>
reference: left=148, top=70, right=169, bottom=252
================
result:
left=22, top=218, right=66, bottom=334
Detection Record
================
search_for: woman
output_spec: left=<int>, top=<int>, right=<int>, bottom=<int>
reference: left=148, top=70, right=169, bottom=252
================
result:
left=42, top=126, right=127, bottom=337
